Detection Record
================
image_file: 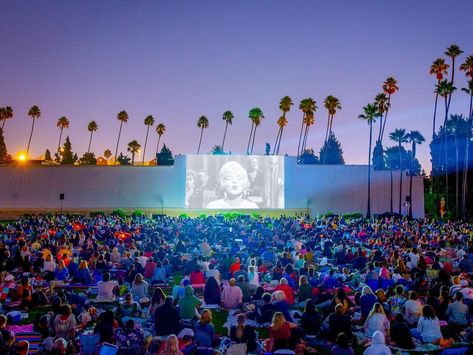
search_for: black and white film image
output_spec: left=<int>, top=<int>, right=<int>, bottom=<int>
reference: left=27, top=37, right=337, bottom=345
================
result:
left=185, top=155, right=284, bottom=209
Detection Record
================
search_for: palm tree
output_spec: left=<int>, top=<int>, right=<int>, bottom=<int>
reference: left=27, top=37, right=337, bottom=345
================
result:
left=127, top=140, right=141, bottom=165
left=406, top=131, right=425, bottom=218
left=1, top=106, right=13, bottom=131
left=389, top=128, right=408, bottom=214
left=104, top=149, right=112, bottom=160
left=430, top=58, right=449, bottom=137
left=247, top=108, right=264, bottom=155
left=358, top=103, right=379, bottom=218
left=56, top=116, right=70, bottom=154
left=87, top=121, right=98, bottom=154
left=297, top=98, right=316, bottom=157
left=142, top=115, right=155, bottom=165
left=301, top=111, right=315, bottom=154
left=374, top=93, right=389, bottom=143
left=26, top=105, right=41, bottom=158
left=437, top=79, right=457, bottom=206
left=221, top=111, right=234, bottom=150
left=461, top=80, right=473, bottom=219
left=460, top=55, right=473, bottom=78
left=114, top=110, right=129, bottom=165
left=197, top=116, right=209, bottom=154
left=323, top=95, right=341, bottom=142
left=155, top=123, right=166, bottom=156
left=273, top=96, right=293, bottom=155
left=380, top=77, right=399, bottom=142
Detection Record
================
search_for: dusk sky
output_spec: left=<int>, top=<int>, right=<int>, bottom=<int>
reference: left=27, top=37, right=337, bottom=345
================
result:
left=1, top=1, right=472, bottom=170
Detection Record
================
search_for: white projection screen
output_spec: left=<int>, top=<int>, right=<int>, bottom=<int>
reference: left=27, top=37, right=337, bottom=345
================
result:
left=186, top=155, right=284, bottom=209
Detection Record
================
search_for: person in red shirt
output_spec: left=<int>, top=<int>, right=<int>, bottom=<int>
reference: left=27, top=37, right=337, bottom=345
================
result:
left=189, top=265, right=206, bottom=286
left=274, top=278, right=295, bottom=305
left=229, top=257, right=241, bottom=276
left=268, top=312, right=299, bottom=352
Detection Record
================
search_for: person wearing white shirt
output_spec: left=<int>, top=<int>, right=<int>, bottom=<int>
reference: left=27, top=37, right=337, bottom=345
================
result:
left=94, top=273, right=118, bottom=303
left=404, top=291, right=423, bottom=325
left=414, top=305, right=442, bottom=343
left=206, top=264, right=221, bottom=285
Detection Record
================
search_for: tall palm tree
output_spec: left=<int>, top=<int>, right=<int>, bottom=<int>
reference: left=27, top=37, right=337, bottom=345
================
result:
left=297, top=98, right=316, bottom=157
left=374, top=93, right=389, bottom=143
left=380, top=77, right=399, bottom=142
left=323, top=95, right=341, bottom=142
left=127, top=140, right=141, bottom=165
left=358, top=103, right=379, bottom=218
left=273, top=96, right=293, bottom=155
left=26, top=105, right=41, bottom=158
left=104, top=149, right=112, bottom=160
left=460, top=55, right=473, bottom=78
left=87, top=121, right=98, bottom=154
left=249, top=108, right=264, bottom=154
left=197, top=116, right=209, bottom=154
left=406, top=131, right=425, bottom=218
left=155, top=123, right=166, bottom=156
left=1, top=106, right=13, bottom=131
left=56, top=116, right=70, bottom=153
left=142, top=115, right=155, bottom=165
left=301, top=110, right=315, bottom=154
left=389, top=128, right=408, bottom=215
left=437, top=79, right=456, bottom=206
left=221, top=111, right=234, bottom=150
left=114, top=110, right=129, bottom=165
left=461, top=80, right=473, bottom=219
left=430, top=58, right=449, bottom=137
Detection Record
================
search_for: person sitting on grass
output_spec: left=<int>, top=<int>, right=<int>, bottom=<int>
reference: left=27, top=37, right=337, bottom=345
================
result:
left=0, top=315, right=15, bottom=353
left=94, top=272, right=118, bottom=303
left=179, top=285, right=202, bottom=320
left=119, top=293, right=142, bottom=319
left=229, top=314, right=258, bottom=353
left=331, top=332, right=355, bottom=355
left=221, top=278, right=243, bottom=309
left=413, top=305, right=442, bottom=344
left=194, top=309, right=215, bottom=354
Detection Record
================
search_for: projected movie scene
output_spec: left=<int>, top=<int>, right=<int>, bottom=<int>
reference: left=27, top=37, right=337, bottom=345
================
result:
left=186, top=156, right=284, bottom=209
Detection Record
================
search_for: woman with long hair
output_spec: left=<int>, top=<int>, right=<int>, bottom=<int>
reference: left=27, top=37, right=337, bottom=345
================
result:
left=300, top=299, right=321, bottom=336
left=131, top=273, right=149, bottom=302
left=414, top=305, right=442, bottom=343
left=148, top=287, right=166, bottom=319
left=229, top=314, right=257, bottom=353
left=203, top=276, right=221, bottom=305
left=194, top=309, right=215, bottom=354
left=54, top=259, right=69, bottom=281
left=162, top=334, right=182, bottom=355
left=364, top=302, right=390, bottom=337
left=268, top=312, right=299, bottom=351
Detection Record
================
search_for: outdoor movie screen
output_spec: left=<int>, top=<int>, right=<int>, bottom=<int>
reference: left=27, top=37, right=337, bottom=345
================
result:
left=185, top=155, right=284, bottom=209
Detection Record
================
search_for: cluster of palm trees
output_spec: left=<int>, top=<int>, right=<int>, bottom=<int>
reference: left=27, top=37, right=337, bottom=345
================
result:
left=429, top=44, right=473, bottom=219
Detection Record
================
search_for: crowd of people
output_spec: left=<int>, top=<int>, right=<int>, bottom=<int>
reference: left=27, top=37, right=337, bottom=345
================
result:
left=0, top=213, right=472, bottom=354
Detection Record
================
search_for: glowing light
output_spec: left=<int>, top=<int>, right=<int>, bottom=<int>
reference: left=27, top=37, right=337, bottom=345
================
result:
left=18, top=154, right=26, bottom=161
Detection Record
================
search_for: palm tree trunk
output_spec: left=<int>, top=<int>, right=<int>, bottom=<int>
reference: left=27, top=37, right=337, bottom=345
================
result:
left=377, top=115, right=383, bottom=142
left=409, top=142, right=415, bottom=219
left=197, top=128, right=204, bottom=154
left=57, top=128, right=64, bottom=153
left=390, top=168, right=393, bottom=213
left=26, top=118, right=36, bottom=158
left=250, top=126, right=257, bottom=154
left=432, top=86, right=440, bottom=138
left=380, top=95, right=392, bottom=142
left=272, top=127, right=281, bottom=155
left=398, top=143, right=403, bottom=215
left=114, top=121, right=123, bottom=165
left=367, top=121, right=373, bottom=218
left=443, top=97, right=450, bottom=207
left=142, top=126, right=150, bottom=165
left=247, top=122, right=254, bottom=155
left=87, top=131, right=93, bottom=154
left=301, top=124, right=309, bottom=154
left=131, top=153, right=135, bottom=165
left=222, top=122, right=229, bottom=150
left=156, top=135, right=162, bottom=157
left=329, top=114, right=334, bottom=137
left=455, top=130, right=459, bottom=212
left=324, top=113, right=330, bottom=142
left=277, top=127, right=284, bottom=155
left=1, top=119, right=5, bottom=131
left=461, top=93, right=473, bottom=220
left=297, top=115, right=305, bottom=157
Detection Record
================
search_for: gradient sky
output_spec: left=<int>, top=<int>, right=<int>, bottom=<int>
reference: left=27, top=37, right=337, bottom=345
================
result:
left=1, top=0, right=472, bottom=170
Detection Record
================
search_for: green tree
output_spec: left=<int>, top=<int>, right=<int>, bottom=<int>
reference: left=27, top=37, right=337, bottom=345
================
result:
left=127, top=139, right=141, bottom=165
left=114, top=110, right=129, bottom=165
left=0, top=106, right=13, bottom=132
left=197, top=116, right=209, bottom=154
left=430, top=58, right=449, bottom=137
left=445, top=44, right=463, bottom=109
left=319, top=132, right=345, bottom=165
left=389, top=128, right=409, bottom=214
left=221, top=111, right=234, bottom=150
left=56, top=116, right=70, bottom=153
left=358, top=103, right=380, bottom=218
left=273, top=96, right=293, bottom=155
left=211, top=145, right=225, bottom=155
left=323, top=95, right=341, bottom=142
left=297, top=98, right=316, bottom=157
left=142, top=115, right=155, bottom=165
left=104, top=149, right=112, bottom=160
left=59, top=136, right=78, bottom=165
left=117, top=153, right=131, bottom=165
left=157, top=144, right=174, bottom=166
left=79, top=152, right=97, bottom=165
left=247, top=108, right=264, bottom=154
left=87, top=120, right=98, bottom=154
left=407, top=130, right=425, bottom=218
left=27, top=105, right=41, bottom=159
left=301, top=110, right=315, bottom=154
left=0, top=128, right=7, bottom=161
left=44, top=149, right=52, bottom=161
left=299, top=148, right=319, bottom=165
left=155, top=123, right=166, bottom=157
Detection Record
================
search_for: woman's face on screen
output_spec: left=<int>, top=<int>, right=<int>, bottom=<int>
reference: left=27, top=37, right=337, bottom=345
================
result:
left=220, top=162, right=249, bottom=197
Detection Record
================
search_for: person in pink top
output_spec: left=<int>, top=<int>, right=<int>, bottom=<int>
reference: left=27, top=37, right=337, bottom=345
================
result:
left=274, top=278, right=295, bottom=305
left=143, top=257, right=157, bottom=279
left=221, top=278, right=243, bottom=309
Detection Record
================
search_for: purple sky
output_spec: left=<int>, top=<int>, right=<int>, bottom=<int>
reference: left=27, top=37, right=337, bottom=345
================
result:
left=1, top=1, right=472, bottom=170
